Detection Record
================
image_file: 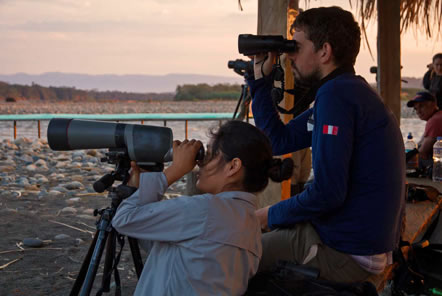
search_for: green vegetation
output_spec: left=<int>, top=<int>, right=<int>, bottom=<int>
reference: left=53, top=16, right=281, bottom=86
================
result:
left=174, top=83, right=423, bottom=102
left=0, top=79, right=424, bottom=103
left=175, top=83, right=241, bottom=101
left=401, top=87, right=423, bottom=101
left=0, top=81, right=173, bottom=101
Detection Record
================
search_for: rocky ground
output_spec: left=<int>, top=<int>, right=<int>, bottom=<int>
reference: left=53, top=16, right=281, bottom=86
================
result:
left=0, top=137, right=187, bottom=295
left=0, top=100, right=238, bottom=295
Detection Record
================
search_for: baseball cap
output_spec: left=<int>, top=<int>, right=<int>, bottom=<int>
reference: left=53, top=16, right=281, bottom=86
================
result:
left=407, top=91, right=436, bottom=107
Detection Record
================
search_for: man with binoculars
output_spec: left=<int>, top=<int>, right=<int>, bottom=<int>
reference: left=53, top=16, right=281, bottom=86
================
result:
left=247, top=6, right=405, bottom=284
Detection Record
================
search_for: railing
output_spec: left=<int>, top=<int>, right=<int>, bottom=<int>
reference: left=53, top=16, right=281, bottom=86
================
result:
left=0, top=113, right=235, bottom=140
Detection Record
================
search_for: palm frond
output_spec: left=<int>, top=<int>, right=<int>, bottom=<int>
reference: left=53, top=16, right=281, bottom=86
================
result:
left=237, top=0, right=442, bottom=38
left=351, top=0, right=441, bottom=37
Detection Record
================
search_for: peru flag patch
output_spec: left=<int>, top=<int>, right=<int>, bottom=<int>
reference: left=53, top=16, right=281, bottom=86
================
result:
left=322, top=124, right=339, bottom=136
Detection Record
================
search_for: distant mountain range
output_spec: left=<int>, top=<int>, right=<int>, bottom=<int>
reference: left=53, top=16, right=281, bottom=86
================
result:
left=0, top=72, right=424, bottom=93
left=0, top=72, right=244, bottom=93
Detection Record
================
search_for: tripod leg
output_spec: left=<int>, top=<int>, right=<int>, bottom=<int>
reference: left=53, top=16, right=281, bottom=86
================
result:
left=79, top=211, right=112, bottom=296
left=245, top=89, right=251, bottom=123
left=127, top=237, right=144, bottom=278
left=100, top=229, right=117, bottom=293
left=233, top=85, right=245, bottom=120
left=70, top=231, right=99, bottom=296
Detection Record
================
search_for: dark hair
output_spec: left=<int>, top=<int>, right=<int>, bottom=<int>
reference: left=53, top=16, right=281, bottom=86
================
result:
left=433, top=53, right=442, bottom=62
left=209, top=121, right=293, bottom=193
left=292, top=6, right=361, bottom=67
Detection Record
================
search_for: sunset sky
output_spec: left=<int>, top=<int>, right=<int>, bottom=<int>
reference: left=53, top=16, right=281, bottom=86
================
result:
left=1, top=0, right=441, bottom=84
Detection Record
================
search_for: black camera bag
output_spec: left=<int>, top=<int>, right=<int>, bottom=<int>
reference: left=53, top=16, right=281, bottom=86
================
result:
left=392, top=211, right=442, bottom=295
left=245, top=261, right=378, bottom=296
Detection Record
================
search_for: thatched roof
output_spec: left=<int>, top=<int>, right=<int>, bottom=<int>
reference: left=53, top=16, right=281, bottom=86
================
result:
left=238, top=0, right=442, bottom=37
left=352, top=0, right=442, bottom=37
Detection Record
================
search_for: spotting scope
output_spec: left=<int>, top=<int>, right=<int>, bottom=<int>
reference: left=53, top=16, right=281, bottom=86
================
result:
left=238, top=34, right=298, bottom=56
left=47, top=118, right=173, bottom=166
left=228, top=59, right=254, bottom=77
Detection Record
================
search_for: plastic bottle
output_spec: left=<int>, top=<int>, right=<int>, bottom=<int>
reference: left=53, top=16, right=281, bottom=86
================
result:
left=405, top=132, right=418, bottom=171
left=432, top=136, right=442, bottom=182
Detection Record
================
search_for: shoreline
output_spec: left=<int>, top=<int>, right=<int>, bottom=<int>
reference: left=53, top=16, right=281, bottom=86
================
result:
left=0, top=100, right=239, bottom=115
left=0, top=100, right=417, bottom=118
left=0, top=99, right=424, bottom=142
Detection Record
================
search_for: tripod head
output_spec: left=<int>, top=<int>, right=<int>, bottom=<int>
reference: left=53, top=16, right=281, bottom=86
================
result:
left=93, top=148, right=165, bottom=210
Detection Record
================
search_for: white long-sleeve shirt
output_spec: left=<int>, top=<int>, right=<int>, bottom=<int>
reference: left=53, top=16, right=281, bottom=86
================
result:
left=112, top=172, right=262, bottom=296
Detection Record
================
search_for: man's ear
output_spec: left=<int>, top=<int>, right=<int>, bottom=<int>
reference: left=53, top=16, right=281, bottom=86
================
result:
left=226, top=158, right=242, bottom=177
left=319, top=42, right=333, bottom=64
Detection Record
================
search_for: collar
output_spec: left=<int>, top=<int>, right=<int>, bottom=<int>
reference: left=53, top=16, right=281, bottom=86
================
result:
left=277, top=65, right=355, bottom=116
left=216, top=191, right=257, bottom=207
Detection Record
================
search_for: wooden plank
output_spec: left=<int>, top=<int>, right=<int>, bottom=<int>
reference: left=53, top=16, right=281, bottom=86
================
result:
left=403, top=200, right=442, bottom=243
left=280, top=2, right=298, bottom=200
left=407, top=177, right=442, bottom=194
left=256, top=0, right=289, bottom=203
left=377, top=0, right=401, bottom=124
left=256, top=0, right=285, bottom=201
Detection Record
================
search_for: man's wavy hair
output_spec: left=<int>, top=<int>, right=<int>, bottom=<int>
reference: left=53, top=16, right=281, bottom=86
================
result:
left=291, top=6, right=361, bottom=67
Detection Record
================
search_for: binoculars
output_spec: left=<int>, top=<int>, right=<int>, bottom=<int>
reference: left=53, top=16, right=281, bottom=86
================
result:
left=238, top=34, right=298, bottom=56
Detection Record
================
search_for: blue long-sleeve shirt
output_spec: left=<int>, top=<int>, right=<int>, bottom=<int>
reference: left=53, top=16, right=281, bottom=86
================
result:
left=249, top=73, right=405, bottom=255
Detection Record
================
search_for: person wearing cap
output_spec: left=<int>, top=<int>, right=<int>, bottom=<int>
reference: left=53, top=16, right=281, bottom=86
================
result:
left=407, top=91, right=442, bottom=164
left=423, top=53, right=442, bottom=109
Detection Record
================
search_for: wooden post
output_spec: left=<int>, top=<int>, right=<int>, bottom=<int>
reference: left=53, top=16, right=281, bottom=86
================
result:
left=13, top=120, right=17, bottom=139
left=377, top=0, right=401, bottom=124
left=37, top=120, right=41, bottom=138
left=278, top=1, right=299, bottom=200
left=256, top=0, right=295, bottom=203
left=257, top=0, right=287, bottom=35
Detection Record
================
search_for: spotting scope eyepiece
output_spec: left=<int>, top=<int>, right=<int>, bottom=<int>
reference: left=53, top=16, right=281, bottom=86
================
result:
left=238, top=34, right=298, bottom=56
left=47, top=118, right=173, bottom=166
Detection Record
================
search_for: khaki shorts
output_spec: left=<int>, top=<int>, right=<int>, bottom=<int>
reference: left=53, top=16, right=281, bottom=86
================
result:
left=258, top=223, right=376, bottom=283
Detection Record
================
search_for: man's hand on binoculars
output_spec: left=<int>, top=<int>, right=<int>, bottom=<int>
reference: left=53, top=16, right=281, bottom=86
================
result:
left=253, top=52, right=277, bottom=79
left=164, top=139, right=203, bottom=186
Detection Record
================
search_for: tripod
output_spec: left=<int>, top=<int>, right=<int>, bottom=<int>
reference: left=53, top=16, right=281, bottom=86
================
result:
left=70, top=149, right=162, bottom=296
left=233, top=83, right=252, bottom=122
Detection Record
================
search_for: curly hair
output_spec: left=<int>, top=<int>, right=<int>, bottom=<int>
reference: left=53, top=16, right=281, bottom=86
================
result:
left=291, top=6, right=361, bottom=67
